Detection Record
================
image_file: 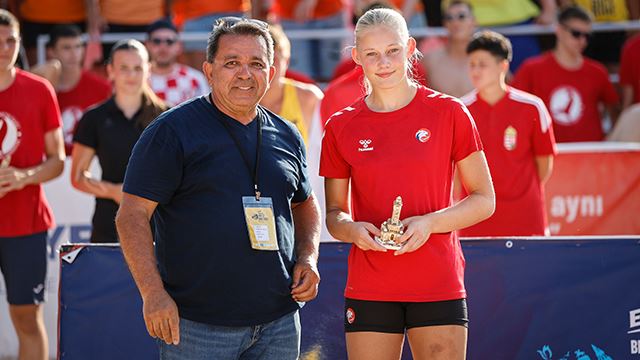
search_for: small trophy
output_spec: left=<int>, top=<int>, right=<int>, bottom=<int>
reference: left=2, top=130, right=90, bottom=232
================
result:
left=374, top=196, right=406, bottom=250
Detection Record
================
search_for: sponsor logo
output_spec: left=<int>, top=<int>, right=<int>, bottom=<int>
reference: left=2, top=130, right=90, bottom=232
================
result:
left=346, top=307, right=356, bottom=324
left=549, top=86, right=584, bottom=126
left=0, top=112, right=22, bottom=162
left=631, top=308, right=640, bottom=355
left=503, top=126, right=517, bottom=151
left=537, top=344, right=612, bottom=360
left=415, top=128, right=431, bottom=143
left=61, top=106, right=84, bottom=148
left=358, top=139, right=374, bottom=152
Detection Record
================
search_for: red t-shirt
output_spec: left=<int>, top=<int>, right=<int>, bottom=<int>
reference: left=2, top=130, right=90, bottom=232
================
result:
left=0, top=70, right=62, bottom=237
left=459, top=88, right=556, bottom=237
left=57, top=71, right=111, bottom=155
left=512, top=52, right=618, bottom=142
left=619, top=34, right=640, bottom=105
left=320, top=86, right=482, bottom=302
left=320, top=67, right=367, bottom=127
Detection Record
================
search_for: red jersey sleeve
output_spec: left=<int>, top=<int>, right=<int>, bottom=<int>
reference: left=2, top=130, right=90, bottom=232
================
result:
left=319, top=118, right=351, bottom=178
left=511, top=62, right=533, bottom=92
left=597, top=66, right=619, bottom=105
left=619, top=36, right=639, bottom=87
left=451, top=100, right=483, bottom=162
left=41, top=80, right=62, bottom=132
left=530, top=98, right=557, bottom=156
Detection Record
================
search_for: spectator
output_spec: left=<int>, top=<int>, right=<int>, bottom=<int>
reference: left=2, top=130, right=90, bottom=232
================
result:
left=32, top=25, right=112, bottom=155
left=560, top=0, right=634, bottom=70
left=85, top=0, right=167, bottom=65
left=0, top=9, right=65, bottom=360
left=16, top=0, right=87, bottom=66
left=421, top=0, right=475, bottom=97
left=171, top=0, right=252, bottom=70
left=607, top=103, right=640, bottom=142
left=320, top=66, right=366, bottom=124
left=260, top=23, right=323, bottom=145
left=71, top=39, right=167, bottom=244
left=273, top=0, right=346, bottom=82
left=512, top=5, right=620, bottom=142
left=460, top=30, right=556, bottom=237
left=145, top=19, right=208, bottom=107
left=620, top=33, right=640, bottom=109
left=464, top=0, right=557, bottom=72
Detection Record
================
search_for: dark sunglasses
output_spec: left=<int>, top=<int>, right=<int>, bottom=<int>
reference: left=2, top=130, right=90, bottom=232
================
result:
left=562, top=24, right=592, bottom=40
left=444, top=12, right=470, bottom=22
left=215, top=16, right=268, bottom=30
left=150, top=38, right=177, bottom=46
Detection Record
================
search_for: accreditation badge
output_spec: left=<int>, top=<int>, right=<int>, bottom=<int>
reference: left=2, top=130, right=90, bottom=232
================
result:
left=503, top=125, right=517, bottom=151
left=242, top=196, right=279, bottom=251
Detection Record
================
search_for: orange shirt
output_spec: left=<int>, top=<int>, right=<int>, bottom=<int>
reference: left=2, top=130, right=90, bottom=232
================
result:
left=20, top=0, right=86, bottom=23
left=274, top=0, right=344, bottom=20
left=100, top=0, right=164, bottom=25
left=172, top=0, right=249, bottom=25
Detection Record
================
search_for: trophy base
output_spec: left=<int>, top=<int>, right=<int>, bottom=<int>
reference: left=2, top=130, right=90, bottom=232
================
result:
left=374, top=236, right=404, bottom=250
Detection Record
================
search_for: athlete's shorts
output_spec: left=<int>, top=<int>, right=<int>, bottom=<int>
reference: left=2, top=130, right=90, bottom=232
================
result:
left=0, top=232, right=48, bottom=305
left=344, top=298, right=468, bottom=333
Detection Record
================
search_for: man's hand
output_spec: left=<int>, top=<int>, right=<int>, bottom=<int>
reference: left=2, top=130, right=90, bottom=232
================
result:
left=291, top=259, right=320, bottom=302
left=0, top=166, right=28, bottom=198
left=142, top=289, right=180, bottom=345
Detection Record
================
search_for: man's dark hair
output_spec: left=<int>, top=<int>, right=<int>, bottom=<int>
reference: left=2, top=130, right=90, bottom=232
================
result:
left=466, top=30, right=513, bottom=62
left=558, top=5, right=593, bottom=24
left=47, top=24, right=82, bottom=48
left=443, top=0, right=473, bottom=16
left=0, top=9, right=19, bottom=34
left=146, top=19, right=178, bottom=37
left=206, top=18, right=273, bottom=65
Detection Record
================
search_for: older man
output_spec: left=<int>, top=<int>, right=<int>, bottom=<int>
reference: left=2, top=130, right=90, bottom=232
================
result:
left=115, top=17, right=321, bottom=360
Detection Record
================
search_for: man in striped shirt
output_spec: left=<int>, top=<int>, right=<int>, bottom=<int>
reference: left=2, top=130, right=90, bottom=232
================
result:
left=459, top=30, right=557, bottom=237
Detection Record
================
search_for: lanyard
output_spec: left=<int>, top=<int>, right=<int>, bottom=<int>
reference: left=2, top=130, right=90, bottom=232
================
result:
left=209, top=94, right=263, bottom=200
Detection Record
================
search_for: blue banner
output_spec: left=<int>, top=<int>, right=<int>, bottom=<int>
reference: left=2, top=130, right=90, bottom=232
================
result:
left=59, top=238, right=640, bottom=359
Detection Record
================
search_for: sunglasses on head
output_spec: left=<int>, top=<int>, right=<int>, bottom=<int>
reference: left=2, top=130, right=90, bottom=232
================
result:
left=150, top=38, right=177, bottom=46
left=444, top=12, right=470, bottom=22
left=562, top=24, right=592, bottom=40
left=215, top=16, right=268, bottom=30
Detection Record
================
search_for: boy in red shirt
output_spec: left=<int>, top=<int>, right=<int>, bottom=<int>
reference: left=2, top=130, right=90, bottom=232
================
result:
left=512, top=6, right=619, bottom=143
left=0, top=10, right=65, bottom=360
left=460, top=30, right=557, bottom=237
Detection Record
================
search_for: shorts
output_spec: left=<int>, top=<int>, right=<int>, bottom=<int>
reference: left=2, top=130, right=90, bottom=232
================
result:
left=0, top=232, right=48, bottom=305
left=344, top=298, right=468, bottom=333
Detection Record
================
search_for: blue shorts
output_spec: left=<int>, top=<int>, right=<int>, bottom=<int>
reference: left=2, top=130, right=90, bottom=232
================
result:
left=0, top=232, right=48, bottom=305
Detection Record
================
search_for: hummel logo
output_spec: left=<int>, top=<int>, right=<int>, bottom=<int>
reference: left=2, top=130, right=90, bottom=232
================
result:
left=358, top=139, right=374, bottom=152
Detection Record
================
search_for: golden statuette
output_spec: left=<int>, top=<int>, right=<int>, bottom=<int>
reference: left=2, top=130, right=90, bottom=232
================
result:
left=375, top=196, right=406, bottom=250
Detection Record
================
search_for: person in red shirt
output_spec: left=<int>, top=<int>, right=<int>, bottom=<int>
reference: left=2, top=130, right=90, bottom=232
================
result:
left=511, top=5, right=619, bottom=143
left=619, top=34, right=640, bottom=110
left=0, top=10, right=65, bottom=360
left=32, top=25, right=112, bottom=155
left=460, top=30, right=556, bottom=237
left=320, top=8, right=495, bottom=359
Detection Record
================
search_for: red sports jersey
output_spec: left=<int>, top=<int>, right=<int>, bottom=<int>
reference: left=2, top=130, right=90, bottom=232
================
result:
left=320, top=86, right=482, bottom=302
left=619, top=34, right=640, bottom=105
left=459, top=87, right=556, bottom=236
left=0, top=70, right=62, bottom=237
left=320, top=67, right=366, bottom=127
left=57, top=71, right=111, bottom=155
left=512, top=52, right=618, bottom=142
left=149, top=64, right=208, bottom=107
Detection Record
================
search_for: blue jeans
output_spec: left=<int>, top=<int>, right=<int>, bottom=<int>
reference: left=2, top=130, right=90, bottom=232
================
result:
left=159, top=311, right=300, bottom=360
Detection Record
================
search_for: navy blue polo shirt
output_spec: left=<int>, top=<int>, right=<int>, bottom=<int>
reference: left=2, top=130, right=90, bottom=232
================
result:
left=123, top=96, right=312, bottom=326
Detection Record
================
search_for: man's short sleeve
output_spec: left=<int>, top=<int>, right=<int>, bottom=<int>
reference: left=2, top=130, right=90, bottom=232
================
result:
left=41, top=80, right=62, bottom=132
left=531, top=100, right=557, bottom=156
left=292, top=129, right=313, bottom=203
left=452, top=101, right=483, bottom=162
left=123, top=119, right=183, bottom=204
left=319, top=119, right=351, bottom=178
left=511, top=62, right=533, bottom=92
left=598, top=67, right=620, bottom=105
